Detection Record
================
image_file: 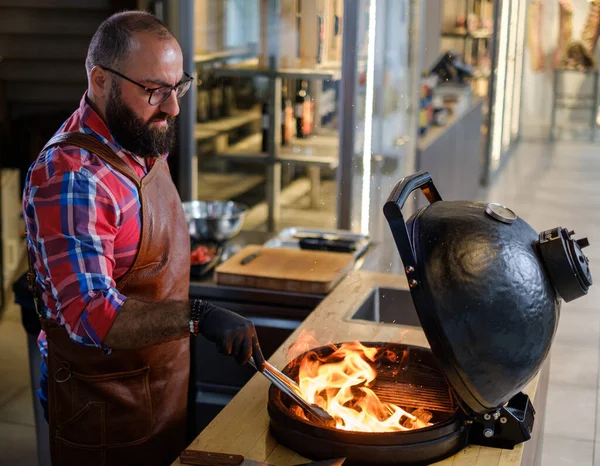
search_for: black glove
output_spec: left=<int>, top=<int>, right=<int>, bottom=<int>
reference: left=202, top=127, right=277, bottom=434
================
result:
left=195, top=300, right=265, bottom=368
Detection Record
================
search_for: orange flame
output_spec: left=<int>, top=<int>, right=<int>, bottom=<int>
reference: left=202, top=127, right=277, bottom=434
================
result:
left=287, top=330, right=323, bottom=362
left=294, top=342, right=432, bottom=432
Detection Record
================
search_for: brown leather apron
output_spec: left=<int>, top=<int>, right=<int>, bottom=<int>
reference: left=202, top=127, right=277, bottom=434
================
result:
left=37, top=132, right=191, bottom=466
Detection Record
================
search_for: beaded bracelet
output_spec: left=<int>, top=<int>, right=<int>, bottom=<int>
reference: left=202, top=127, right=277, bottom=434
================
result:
left=189, top=299, right=203, bottom=336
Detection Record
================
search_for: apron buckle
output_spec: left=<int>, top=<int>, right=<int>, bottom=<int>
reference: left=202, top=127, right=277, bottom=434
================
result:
left=54, top=362, right=72, bottom=383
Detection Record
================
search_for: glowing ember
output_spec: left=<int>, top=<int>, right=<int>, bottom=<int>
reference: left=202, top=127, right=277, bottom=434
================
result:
left=289, top=339, right=433, bottom=433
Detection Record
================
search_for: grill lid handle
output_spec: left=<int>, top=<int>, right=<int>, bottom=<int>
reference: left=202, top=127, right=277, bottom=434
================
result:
left=383, top=171, right=442, bottom=272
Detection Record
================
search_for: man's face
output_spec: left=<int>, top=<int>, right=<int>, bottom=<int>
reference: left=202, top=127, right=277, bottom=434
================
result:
left=105, top=32, right=184, bottom=158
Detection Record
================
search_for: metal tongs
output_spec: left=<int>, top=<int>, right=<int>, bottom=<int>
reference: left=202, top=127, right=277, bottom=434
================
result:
left=249, top=347, right=336, bottom=427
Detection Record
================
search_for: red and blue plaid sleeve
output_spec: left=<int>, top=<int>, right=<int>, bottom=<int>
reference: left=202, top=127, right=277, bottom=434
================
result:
left=25, top=168, right=128, bottom=352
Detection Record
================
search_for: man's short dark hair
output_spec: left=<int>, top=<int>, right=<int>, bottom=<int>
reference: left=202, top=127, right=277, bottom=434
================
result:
left=85, top=10, right=174, bottom=76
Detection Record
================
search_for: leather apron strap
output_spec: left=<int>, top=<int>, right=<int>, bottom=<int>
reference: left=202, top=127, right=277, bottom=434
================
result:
left=43, top=132, right=142, bottom=187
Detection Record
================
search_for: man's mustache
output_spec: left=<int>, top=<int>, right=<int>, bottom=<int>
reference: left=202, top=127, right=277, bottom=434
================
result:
left=149, top=113, right=172, bottom=124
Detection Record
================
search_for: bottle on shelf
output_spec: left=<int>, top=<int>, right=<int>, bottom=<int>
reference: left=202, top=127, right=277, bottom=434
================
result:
left=222, top=77, right=235, bottom=117
left=196, top=70, right=210, bottom=123
left=281, top=86, right=294, bottom=146
left=295, top=80, right=312, bottom=138
left=208, top=71, right=223, bottom=121
left=261, top=101, right=270, bottom=153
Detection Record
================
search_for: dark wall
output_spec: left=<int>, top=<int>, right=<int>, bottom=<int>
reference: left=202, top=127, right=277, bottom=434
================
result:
left=0, top=0, right=138, bottom=189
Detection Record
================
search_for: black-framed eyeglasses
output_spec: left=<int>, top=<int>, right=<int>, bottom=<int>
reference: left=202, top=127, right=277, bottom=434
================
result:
left=100, top=66, right=193, bottom=106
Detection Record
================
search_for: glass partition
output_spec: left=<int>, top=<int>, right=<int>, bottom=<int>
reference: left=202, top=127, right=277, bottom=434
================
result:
left=188, top=0, right=420, bottom=239
left=346, top=0, right=421, bottom=274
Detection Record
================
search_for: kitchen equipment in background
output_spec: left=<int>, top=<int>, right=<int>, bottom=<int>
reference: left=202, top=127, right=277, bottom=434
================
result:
left=240, top=250, right=261, bottom=265
left=190, top=243, right=223, bottom=279
left=214, top=245, right=354, bottom=294
left=261, top=100, right=270, bottom=153
left=298, top=237, right=356, bottom=253
left=295, top=80, right=312, bottom=138
left=196, top=70, right=210, bottom=123
left=263, top=228, right=370, bottom=259
left=281, top=86, right=294, bottom=146
left=430, top=51, right=474, bottom=84
left=182, top=200, right=248, bottom=243
left=209, top=72, right=224, bottom=120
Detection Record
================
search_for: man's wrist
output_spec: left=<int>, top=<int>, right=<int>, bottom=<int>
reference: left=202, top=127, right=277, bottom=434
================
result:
left=189, top=299, right=213, bottom=336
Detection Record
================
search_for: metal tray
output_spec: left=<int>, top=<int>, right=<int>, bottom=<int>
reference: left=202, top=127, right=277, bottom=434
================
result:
left=263, top=227, right=370, bottom=259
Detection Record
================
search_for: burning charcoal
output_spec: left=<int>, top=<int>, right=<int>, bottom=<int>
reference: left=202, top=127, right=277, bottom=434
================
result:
left=401, top=417, right=415, bottom=429
left=412, top=408, right=433, bottom=424
left=404, top=408, right=433, bottom=429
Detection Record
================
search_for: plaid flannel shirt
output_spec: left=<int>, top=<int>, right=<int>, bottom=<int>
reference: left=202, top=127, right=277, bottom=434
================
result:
left=23, top=93, right=162, bottom=357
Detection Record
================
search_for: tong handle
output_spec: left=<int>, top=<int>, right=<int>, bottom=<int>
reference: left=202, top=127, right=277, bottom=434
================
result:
left=248, top=357, right=335, bottom=426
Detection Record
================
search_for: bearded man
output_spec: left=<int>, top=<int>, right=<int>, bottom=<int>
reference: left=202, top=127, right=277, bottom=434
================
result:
left=22, top=10, right=264, bottom=466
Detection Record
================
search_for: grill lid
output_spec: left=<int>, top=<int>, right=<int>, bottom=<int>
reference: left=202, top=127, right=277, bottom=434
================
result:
left=383, top=172, right=593, bottom=414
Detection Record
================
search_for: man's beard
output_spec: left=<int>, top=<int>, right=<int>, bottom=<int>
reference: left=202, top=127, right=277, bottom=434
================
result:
left=105, top=83, right=176, bottom=158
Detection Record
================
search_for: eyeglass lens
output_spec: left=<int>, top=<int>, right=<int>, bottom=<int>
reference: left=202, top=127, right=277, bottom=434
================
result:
left=150, top=80, right=192, bottom=106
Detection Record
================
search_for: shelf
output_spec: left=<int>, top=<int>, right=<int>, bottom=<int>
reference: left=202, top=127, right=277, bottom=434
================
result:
left=442, top=29, right=492, bottom=39
left=555, top=68, right=598, bottom=74
left=214, top=133, right=339, bottom=168
left=194, top=127, right=219, bottom=141
left=279, top=134, right=339, bottom=167
left=554, top=104, right=596, bottom=110
left=194, top=48, right=255, bottom=65
left=278, top=62, right=342, bottom=80
left=278, top=152, right=338, bottom=168
left=213, top=133, right=266, bottom=162
left=197, top=172, right=265, bottom=201
left=556, top=94, right=596, bottom=100
left=472, top=71, right=491, bottom=79
left=213, top=58, right=341, bottom=81
left=194, top=107, right=262, bottom=138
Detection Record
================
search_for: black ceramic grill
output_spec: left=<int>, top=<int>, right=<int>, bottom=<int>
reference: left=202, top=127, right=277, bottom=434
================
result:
left=266, top=171, right=594, bottom=466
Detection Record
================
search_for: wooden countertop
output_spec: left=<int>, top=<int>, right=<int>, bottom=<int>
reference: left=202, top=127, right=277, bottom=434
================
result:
left=174, top=271, right=546, bottom=466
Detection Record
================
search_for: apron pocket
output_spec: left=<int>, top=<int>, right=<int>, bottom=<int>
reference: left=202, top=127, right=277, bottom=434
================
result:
left=58, top=366, right=152, bottom=447
left=56, top=437, right=105, bottom=466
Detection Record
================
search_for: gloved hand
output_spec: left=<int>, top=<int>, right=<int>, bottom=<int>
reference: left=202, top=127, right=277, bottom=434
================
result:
left=196, top=301, right=265, bottom=368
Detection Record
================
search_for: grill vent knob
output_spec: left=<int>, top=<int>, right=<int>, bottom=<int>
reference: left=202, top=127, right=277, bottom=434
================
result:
left=577, top=238, right=591, bottom=249
left=537, top=227, right=593, bottom=302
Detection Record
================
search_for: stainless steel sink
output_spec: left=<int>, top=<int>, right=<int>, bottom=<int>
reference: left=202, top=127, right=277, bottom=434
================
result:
left=350, top=287, right=421, bottom=327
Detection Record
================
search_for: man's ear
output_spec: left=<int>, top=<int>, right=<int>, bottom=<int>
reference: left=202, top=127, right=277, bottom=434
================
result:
left=89, top=66, right=110, bottom=99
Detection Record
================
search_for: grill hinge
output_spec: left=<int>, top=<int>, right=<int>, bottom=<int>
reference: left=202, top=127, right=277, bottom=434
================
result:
left=468, top=392, right=535, bottom=449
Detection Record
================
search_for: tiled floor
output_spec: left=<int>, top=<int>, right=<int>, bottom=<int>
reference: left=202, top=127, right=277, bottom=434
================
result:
left=0, top=284, right=38, bottom=466
left=0, top=139, right=599, bottom=465
left=484, top=140, right=600, bottom=466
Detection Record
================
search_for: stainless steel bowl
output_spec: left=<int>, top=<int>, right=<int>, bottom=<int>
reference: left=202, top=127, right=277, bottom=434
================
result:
left=182, top=200, right=248, bottom=242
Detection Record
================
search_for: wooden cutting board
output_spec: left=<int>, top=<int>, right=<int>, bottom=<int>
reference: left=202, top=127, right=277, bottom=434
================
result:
left=214, top=245, right=355, bottom=294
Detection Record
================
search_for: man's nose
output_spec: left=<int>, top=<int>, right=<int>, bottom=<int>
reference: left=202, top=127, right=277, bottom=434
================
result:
left=159, top=90, right=180, bottom=118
